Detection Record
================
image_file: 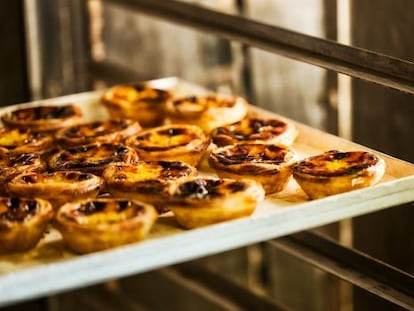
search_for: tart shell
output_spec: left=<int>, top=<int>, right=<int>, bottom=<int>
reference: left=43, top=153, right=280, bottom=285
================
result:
left=125, top=124, right=210, bottom=167
left=209, top=143, right=296, bottom=194
left=293, top=150, right=386, bottom=199
left=166, top=94, right=248, bottom=133
left=101, top=84, right=172, bottom=127
left=1, top=104, right=83, bottom=132
left=0, top=197, right=54, bottom=254
left=7, top=171, right=104, bottom=209
left=165, top=177, right=265, bottom=229
left=54, top=198, right=158, bottom=254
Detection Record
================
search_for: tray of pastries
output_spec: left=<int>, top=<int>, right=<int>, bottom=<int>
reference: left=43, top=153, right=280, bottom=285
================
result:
left=1, top=77, right=414, bottom=306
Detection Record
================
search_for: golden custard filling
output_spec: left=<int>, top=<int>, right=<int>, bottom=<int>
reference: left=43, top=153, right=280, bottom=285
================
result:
left=130, top=126, right=200, bottom=151
left=52, top=144, right=137, bottom=168
left=61, top=120, right=132, bottom=138
left=294, top=150, right=381, bottom=177
left=0, top=129, right=30, bottom=146
left=64, top=200, right=143, bottom=225
left=109, top=85, right=169, bottom=104
left=109, top=162, right=194, bottom=183
left=19, top=171, right=96, bottom=185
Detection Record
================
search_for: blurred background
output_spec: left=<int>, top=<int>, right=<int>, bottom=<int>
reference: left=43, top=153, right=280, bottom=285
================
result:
left=1, top=1, right=413, bottom=310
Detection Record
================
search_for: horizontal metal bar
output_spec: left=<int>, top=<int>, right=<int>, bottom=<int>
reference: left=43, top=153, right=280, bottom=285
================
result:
left=175, top=263, right=289, bottom=311
left=267, top=231, right=414, bottom=309
left=106, top=0, right=414, bottom=95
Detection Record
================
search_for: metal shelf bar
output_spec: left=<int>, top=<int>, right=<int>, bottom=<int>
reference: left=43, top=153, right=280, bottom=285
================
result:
left=107, top=0, right=414, bottom=95
left=267, top=231, right=414, bottom=309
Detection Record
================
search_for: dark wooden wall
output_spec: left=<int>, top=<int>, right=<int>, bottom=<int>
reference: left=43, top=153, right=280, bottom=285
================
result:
left=351, top=0, right=414, bottom=310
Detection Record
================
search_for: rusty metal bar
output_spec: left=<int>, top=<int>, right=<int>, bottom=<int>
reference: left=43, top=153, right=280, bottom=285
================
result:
left=106, top=0, right=414, bottom=95
left=267, top=231, right=414, bottom=309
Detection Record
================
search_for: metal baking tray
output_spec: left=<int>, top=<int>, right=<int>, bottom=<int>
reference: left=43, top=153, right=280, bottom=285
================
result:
left=1, top=77, right=414, bottom=307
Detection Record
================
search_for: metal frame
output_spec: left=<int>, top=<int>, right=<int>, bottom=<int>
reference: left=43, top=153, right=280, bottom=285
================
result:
left=108, top=0, right=414, bottom=95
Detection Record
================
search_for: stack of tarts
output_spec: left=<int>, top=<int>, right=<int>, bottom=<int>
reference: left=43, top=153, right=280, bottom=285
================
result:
left=0, top=83, right=386, bottom=256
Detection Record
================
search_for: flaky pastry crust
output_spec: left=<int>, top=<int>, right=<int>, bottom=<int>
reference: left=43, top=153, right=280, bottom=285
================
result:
left=166, top=94, right=248, bottom=133
left=1, top=104, right=82, bottom=132
left=125, top=124, right=210, bottom=166
left=101, top=84, right=172, bottom=127
left=211, top=117, right=297, bottom=147
left=103, top=161, right=197, bottom=213
left=293, top=150, right=386, bottom=199
left=0, top=197, right=54, bottom=254
left=54, top=198, right=158, bottom=254
left=165, top=177, right=265, bottom=229
left=7, top=171, right=103, bottom=209
left=209, top=143, right=295, bottom=194
left=48, top=143, right=139, bottom=175
left=55, top=119, right=141, bottom=148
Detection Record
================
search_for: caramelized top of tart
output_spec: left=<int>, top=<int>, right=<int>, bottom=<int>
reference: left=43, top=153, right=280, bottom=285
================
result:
left=0, top=197, right=40, bottom=222
left=1, top=104, right=82, bottom=132
left=211, top=117, right=296, bottom=146
left=106, top=161, right=196, bottom=183
left=49, top=143, right=139, bottom=172
left=103, top=85, right=171, bottom=106
left=14, top=171, right=101, bottom=186
left=209, top=143, right=295, bottom=175
left=293, top=150, right=382, bottom=177
left=212, top=144, right=293, bottom=165
left=169, top=178, right=256, bottom=200
left=55, top=119, right=141, bottom=146
left=126, top=124, right=209, bottom=152
left=60, top=199, right=147, bottom=225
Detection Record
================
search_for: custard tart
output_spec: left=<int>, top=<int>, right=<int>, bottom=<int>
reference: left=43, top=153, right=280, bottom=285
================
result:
left=165, top=177, right=265, bottom=229
left=166, top=94, right=248, bottom=132
left=55, top=119, right=141, bottom=148
left=209, top=143, right=295, bottom=194
left=0, top=197, right=53, bottom=254
left=54, top=198, right=158, bottom=254
left=103, top=161, right=197, bottom=213
left=0, top=128, right=54, bottom=156
left=293, top=150, right=386, bottom=199
left=211, top=117, right=297, bottom=147
left=1, top=104, right=82, bottom=132
left=7, top=171, right=103, bottom=209
left=125, top=124, right=210, bottom=166
left=49, top=143, right=139, bottom=175
left=101, top=84, right=172, bottom=127
left=0, top=153, right=46, bottom=195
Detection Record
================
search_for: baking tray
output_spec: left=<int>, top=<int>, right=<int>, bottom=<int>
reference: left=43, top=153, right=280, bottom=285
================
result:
left=1, top=77, right=414, bottom=307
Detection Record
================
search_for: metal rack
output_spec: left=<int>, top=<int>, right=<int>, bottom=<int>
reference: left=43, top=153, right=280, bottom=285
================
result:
left=2, top=0, right=414, bottom=309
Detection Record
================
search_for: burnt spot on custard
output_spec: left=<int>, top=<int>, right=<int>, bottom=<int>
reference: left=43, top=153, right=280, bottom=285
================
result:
left=53, top=144, right=137, bottom=170
left=0, top=198, right=38, bottom=222
left=213, top=118, right=288, bottom=142
left=62, top=120, right=132, bottom=139
left=8, top=153, right=40, bottom=167
left=174, top=179, right=247, bottom=199
left=68, top=199, right=144, bottom=220
left=8, top=105, right=77, bottom=121
left=158, top=161, right=195, bottom=179
left=212, top=144, right=291, bottom=165
left=294, top=150, right=380, bottom=177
